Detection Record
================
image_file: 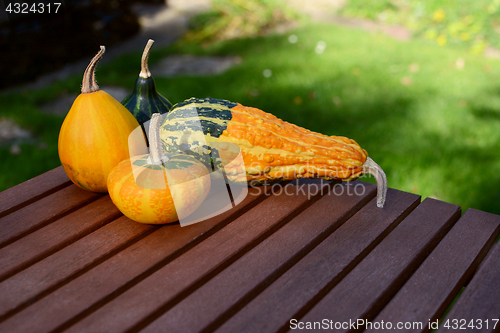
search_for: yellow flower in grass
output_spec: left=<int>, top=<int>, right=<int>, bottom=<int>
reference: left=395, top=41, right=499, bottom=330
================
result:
left=437, top=35, right=447, bottom=46
left=433, top=9, right=446, bottom=22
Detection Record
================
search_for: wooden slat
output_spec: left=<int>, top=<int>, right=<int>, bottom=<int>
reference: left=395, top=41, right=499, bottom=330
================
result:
left=62, top=179, right=333, bottom=333
left=0, top=166, right=71, bottom=218
left=0, top=196, right=121, bottom=282
left=140, top=182, right=377, bottom=333
left=215, top=188, right=421, bottom=333
left=0, top=217, right=154, bottom=322
left=436, top=242, right=500, bottom=333
left=0, top=185, right=273, bottom=333
left=295, top=198, right=461, bottom=333
left=2, top=164, right=500, bottom=333
left=367, top=208, right=500, bottom=333
left=0, top=184, right=102, bottom=248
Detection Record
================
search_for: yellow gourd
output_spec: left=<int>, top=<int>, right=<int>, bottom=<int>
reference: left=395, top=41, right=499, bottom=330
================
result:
left=58, top=46, right=140, bottom=193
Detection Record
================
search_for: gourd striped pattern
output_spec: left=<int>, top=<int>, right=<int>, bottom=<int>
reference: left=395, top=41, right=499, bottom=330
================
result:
left=160, top=97, right=368, bottom=184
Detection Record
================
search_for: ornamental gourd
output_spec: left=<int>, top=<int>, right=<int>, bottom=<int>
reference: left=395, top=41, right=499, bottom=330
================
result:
left=58, top=46, right=140, bottom=193
left=107, top=113, right=211, bottom=224
left=160, top=97, right=387, bottom=207
left=122, top=39, right=172, bottom=133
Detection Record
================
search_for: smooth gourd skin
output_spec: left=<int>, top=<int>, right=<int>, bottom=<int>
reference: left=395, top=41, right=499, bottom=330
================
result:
left=122, top=76, right=172, bottom=126
left=107, top=153, right=211, bottom=224
left=58, top=90, right=140, bottom=192
left=160, top=97, right=368, bottom=185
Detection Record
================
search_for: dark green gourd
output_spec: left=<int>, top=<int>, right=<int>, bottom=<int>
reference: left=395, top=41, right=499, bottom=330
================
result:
left=122, top=39, right=172, bottom=130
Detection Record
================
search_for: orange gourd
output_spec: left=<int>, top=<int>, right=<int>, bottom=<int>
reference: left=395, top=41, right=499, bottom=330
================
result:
left=160, top=97, right=388, bottom=207
left=58, top=46, right=140, bottom=192
left=107, top=114, right=211, bottom=224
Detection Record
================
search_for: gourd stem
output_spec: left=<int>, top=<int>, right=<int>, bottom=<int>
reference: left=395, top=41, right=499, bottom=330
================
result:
left=139, top=39, right=154, bottom=79
left=147, top=113, right=169, bottom=165
left=82, top=46, right=105, bottom=94
left=362, top=157, right=387, bottom=208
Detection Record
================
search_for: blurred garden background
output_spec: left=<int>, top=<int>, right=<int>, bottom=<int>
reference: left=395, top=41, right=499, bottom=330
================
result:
left=1, top=0, right=500, bottom=215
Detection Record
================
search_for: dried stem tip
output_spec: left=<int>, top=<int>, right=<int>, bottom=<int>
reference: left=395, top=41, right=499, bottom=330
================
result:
left=139, top=39, right=154, bottom=79
left=82, top=46, right=105, bottom=94
left=362, top=157, right=387, bottom=208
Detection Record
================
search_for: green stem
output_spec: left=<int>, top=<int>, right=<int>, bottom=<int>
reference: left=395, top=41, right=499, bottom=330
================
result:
left=139, top=39, right=154, bottom=79
left=82, top=46, right=105, bottom=94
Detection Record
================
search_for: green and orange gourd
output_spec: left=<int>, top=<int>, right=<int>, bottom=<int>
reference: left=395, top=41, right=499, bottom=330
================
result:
left=107, top=113, right=211, bottom=224
left=58, top=46, right=140, bottom=193
left=160, top=97, right=387, bottom=207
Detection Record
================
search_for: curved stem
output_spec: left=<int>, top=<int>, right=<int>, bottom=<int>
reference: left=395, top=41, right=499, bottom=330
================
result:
left=82, top=46, right=105, bottom=94
left=147, top=113, right=169, bottom=165
left=362, top=157, right=387, bottom=208
left=139, top=39, right=154, bottom=79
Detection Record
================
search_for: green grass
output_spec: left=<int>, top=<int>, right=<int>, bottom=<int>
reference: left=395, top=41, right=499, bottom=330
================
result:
left=2, top=22, right=500, bottom=215
left=341, top=0, right=500, bottom=54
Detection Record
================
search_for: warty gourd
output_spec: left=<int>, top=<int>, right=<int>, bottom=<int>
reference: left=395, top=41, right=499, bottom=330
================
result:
left=160, top=97, right=387, bottom=207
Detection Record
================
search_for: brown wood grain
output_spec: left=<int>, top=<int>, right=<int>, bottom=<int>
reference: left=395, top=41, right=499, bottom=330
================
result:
left=0, top=196, right=122, bottom=282
left=295, top=198, right=461, bottom=333
left=215, top=188, right=421, bottom=333
left=367, top=208, right=500, bottom=333
left=140, top=182, right=377, bottom=333
left=0, top=184, right=102, bottom=248
left=62, top=179, right=333, bottom=333
left=0, top=185, right=272, bottom=333
left=0, top=166, right=71, bottom=218
left=0, top=216, right=154, bottom=322
left=436, top=242, right=500, bottom=333
left=2, top=164, right=500, bottom=333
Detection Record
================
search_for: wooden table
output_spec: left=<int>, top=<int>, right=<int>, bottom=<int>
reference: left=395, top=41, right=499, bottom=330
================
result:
left=0, top=166, right=499, bottom=333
